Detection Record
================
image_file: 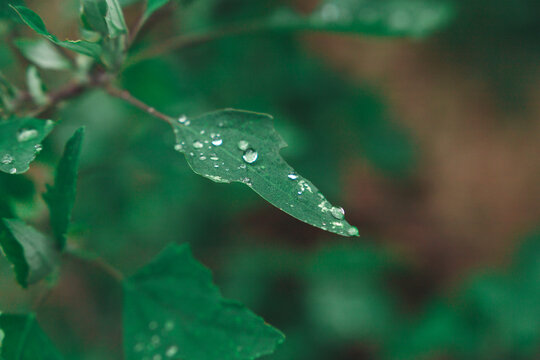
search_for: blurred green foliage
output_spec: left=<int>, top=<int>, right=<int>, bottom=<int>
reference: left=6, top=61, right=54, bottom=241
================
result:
left=0, top=0, right=539, bottom=360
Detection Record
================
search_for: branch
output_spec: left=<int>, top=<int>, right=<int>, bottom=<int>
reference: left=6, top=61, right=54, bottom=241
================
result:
left=127, top=22, right=263, bottom=65
left=105, top=85, right=173, bottom=124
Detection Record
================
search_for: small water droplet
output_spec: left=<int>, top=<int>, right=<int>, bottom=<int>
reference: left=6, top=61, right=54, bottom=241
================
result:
left=164, top=321, right=175, bottom=331
left=210, top=156, right=219, bottom=161
left=34, top=144, right=43, bottom=152
left=213, top=164, right=219, bottom=168
left=1, top=154, right=13, bottom=165
left=199, top=156, right=207, bottom=160
left=9, top=168, right=16, bottom=174
left=242, top=149, right=258, bottom=164
left=177, top=115, right=187, bottom=124
left=211, top=134, right=223, bottom=146
left=347, top=227, right=359, bottom=236
left=239, top=164, right=246, bottom=169
left=237, top=140, right=249, bottom=151
left=17, top=128, right=38, bottom=142
left=192, top=141, right=203, bottom=149
left=174, top=144, right=183, bottom=151
left=166, top=346, right=178, bottom=357
left=330, top=206, right=345, bottom=220
left=241, top=177, right=252, bottom=186
left=288, top=173, right=298, bottom=180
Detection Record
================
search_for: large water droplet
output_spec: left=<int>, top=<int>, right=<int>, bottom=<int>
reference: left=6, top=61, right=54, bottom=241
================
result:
left=237, top=140, right=249, bottom=151
left=330, top=206, right=345, bottom=220
left=211, top=134, right=223, bottom=146
left=192, top=141, right=203, bottom=149
left=1, top=154, right=13, bottom=165
left=17, top=128, right=38, bottom=142
left=166, top=346, right=178, bottom=358
left=242, top=149, right=258, bottom=164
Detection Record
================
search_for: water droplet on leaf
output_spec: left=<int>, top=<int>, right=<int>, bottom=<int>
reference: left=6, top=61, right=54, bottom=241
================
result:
left=192, top=141, right=203, bottom=149
left=1, top=154, right=13, bottom=165
left=237, top=140, right=249, bottom=151
left=17, top=128, right=38, bottom=142
left=166, top=346, right=178, bottom=357
left=242, top=149, right=258, bottom=164
left=330, top=206, right=345, bottom=220
left=288, top=173, right=298, bottom=180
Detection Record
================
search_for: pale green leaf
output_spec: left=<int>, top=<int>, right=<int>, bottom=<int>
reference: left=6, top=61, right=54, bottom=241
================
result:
left=26, top=66, right=47, bottom=106
left=123, top=243, right=285, bottom=360
left=80, top=0, right=109, bottom=36
left=43, top=128, right=85, bottom=250
left=0, top=313, right=63, bottom=360
left=14, top=39, right=72, bottom=70
left=104, top=0, right=128, bottom=37
left=0, top=219, right=60, bottom=287
left=11, top=5, right=102, bottom=59
left=0, top=117, right=54, bottom=174
left=172, top=109, right=359, bottom=237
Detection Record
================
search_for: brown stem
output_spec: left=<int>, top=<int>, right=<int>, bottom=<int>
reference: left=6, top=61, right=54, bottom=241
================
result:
left=105, top=85, right=173, bottom=123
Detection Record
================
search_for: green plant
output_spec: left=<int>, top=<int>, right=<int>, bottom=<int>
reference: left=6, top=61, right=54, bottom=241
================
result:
left=0, top=1, right=456, bottom=359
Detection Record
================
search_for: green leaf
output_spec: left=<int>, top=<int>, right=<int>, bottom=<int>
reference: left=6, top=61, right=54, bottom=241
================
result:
left=172, top=110, right=359, bottom=237
left=123, top=243, right=285, bottom=360
left=10, top=5, right=102, bottom=59
left=268, top=0, right=455, bottom=37
left=144, top=0, right=169, bottom=20
left=0, top=313, right=63, bottom=360
left=14, top=39, right=72, bottom=70
left=43, top=128, right=84, bottom=250
left=26, top=66, right=47, bottom=106
left=0, top=219, right=60, bottom=287
left=0, top=117, right=54, bottom=174
left=0, top=0, right=23, bottom=22
left=104, top=0, right=128, bottom=38
left=80, top=0, right=109, bottom=36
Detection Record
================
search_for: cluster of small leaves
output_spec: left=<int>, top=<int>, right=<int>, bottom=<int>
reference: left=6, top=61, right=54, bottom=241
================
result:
left=0, top=0, right=457, bottom=360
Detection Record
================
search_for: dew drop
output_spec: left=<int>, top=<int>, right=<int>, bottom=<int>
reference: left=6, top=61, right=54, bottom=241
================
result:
left=166, top=346, right=178, bottom=357
left=347, top=227, right=359, bottom=236
left=192, top=141, right=203, bottom=149
left=9, top=168, right=16, bottom=174
left=210, top=156, right=219, bottom=161
left=211, top=134, right=223, bottom=146
left=34, top=144, right=43, bottom=153
left=287, top=173, right=298, bottom=180
left=242, top=149, right=258, bottom=164
left=1, top=154, right=13, bottom=165
left=199, top=156, right=207, bottom=160
left=17, top=128, right=38, bottom=142
left=177, top=115, right=187, bottom=124
left=174, top=144, right=183, bottom=152
left=330, top=206, right=345, bottom=220
left=237, top=140, right=249, bottom=151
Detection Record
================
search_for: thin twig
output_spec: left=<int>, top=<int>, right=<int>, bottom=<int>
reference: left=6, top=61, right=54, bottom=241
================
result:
left=105, top=85, right=173, bottom=124
left=127, top=22, right=264, bottom=65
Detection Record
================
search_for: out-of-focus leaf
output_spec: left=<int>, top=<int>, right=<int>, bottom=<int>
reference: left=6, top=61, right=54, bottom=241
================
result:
left=173, top=109, right=359, bottom=237
left=268, top=0, right=455, bottom=37
left=26, top=66, right=47, bottom=106
left=43, top=128, right=84, bottom=250
left=80, top=0, right=109, bottom=36
left=0, top=313, right=63, bottom=359
left=0, top=117, right=54, bottom=174
left=144, top=0, right=169, bottom=20
left=11, top=5, right=101, bottom=59
left=14, top=39, right=72, bottom=70
left=104, top=0, right=128, bottom=37
left=0, top=219, right=60, bottom=287
left=0, top=0, right=23, bottom=22
left=123, top=243, right=285, bottom=360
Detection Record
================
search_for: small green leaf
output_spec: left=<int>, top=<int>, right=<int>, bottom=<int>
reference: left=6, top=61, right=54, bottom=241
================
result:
left=14, top=39, right=72, bottom=70
left=0, top=117, right=54, bottom=174
left=123, top=243, right=285, bottom=360
left=0, top=313, right=63, bottom=360
left=11, top=5, right=102, bottom=59
left=0, top=219, right=60, bottom=287
left=144, top=0, right=169, bottom=21
left=173, top=110, right=358, bottom=237
left=104, top=0, right=128, bottom=37
left=26, top=66, right=47, bottom=106
left=43, top=128, right=84, bottom=250
left=269, top=0, right=455, bottom=37
left=80, top=0, right=109, bottom=35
